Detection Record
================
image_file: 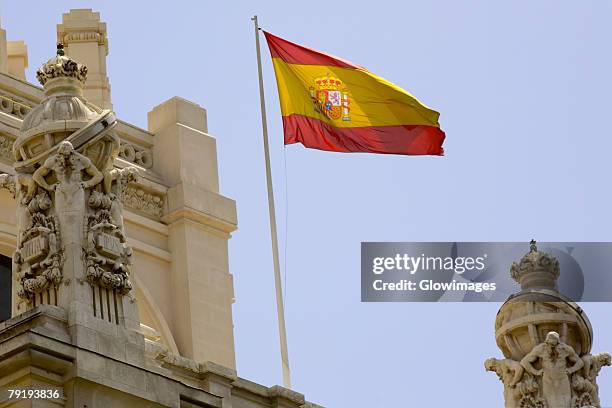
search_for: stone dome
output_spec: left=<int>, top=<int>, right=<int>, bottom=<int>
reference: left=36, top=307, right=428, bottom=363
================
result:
left=494, top=241, right=592, bottom=360
left=19, top=91, right=101, bottom=138
left=495, top=293, right=592, bottom=361
left=14, top=45, right=118, bottom=173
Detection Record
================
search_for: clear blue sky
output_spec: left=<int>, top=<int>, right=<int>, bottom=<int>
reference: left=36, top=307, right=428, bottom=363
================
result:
left=4, top=1, right=611, bottom=406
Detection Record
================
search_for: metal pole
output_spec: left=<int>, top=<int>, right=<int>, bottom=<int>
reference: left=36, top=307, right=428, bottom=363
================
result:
left=251, top=15, right=292, bottom=389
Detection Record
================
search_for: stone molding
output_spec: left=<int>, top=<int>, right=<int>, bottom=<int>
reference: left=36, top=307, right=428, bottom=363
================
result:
left=163, top=207, right=236, bottom=237
left=119, top=141, right=153, bottom=168
left=0, top=92, right=32, bottom=119
left=61, top=31, right=104, bottom=44
left=147, top=343, right=318, bottom=408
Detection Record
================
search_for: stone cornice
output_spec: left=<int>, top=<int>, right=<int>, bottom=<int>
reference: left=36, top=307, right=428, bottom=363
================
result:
left=269, top=385, right=306, bottom=405
left=0, top=72, right=43, bottom=101
left=127, top=237, right=172, bottom=263
left=0, top=92, right=33, bottom=120
left=162, top=207, right=237, bottom=237
left=146, top=344, right=318, bottom=408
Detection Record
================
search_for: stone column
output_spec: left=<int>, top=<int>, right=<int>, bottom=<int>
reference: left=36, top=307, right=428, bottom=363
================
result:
left=149, top=97, right=238, bottom=370
left=485, top=241, right=610, bottom=408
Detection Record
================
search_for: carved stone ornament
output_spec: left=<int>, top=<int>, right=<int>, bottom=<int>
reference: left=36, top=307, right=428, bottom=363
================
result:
left=510, top=240, right=560, bottom=290
left=35, top=46, right=88, bottom=86
left=0, top=173, right=16, bottom=196
left=487, top=331, right=610, bottom=408
left=0, top=134, right=14, bottom=161
left=119, top=142, right=153, bottom=168
left=11, top=184, right=63, bottom=300
left=84, top=185, right=135, bottom=295
left=0, top=93, right=32, bottom=119
left=122, top=184, right=164, bottom=218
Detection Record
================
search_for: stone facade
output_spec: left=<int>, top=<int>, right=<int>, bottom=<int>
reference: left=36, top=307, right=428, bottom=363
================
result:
left=0, top=9, right=322, bottom=408
left=486, top=241, right=610, bottom=408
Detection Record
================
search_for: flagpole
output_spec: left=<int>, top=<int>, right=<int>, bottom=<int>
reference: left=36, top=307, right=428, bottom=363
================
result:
left=251, top=15, right=292, bottom=390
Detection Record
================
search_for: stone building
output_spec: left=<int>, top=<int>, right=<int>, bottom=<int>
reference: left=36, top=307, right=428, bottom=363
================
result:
left=0, top=9, right=321, bottom=408
left=486, top=241, right=610, bottom=408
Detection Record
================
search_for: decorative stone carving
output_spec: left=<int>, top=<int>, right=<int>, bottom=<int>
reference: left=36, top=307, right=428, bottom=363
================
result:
left=83, top=164, right=139, bottom=294
left=13, top=139, right=108, bottom=302
left=510, top=239, right=560, bottom=290
left=0, top=134, right=14, bottom=161
left=9, top=181, right=62, bottom=301
left=487, top=242, right=609, bottom=408
left=520, top=332, right=583, bottom=408
left=84, top=206, right=132, bottom=294
left=35, top=44, right=87, bottom=85
left=15, top=43, right=118, bottom=174
left=0, top=173, right=16, bottom=196
left=576, top=352, right=611, bottom=408
left=103, top=166, right=139, bottom=228
left=484, top=357, right=547, bottom=408
left=62, top=31, right=103, bottom=43
left=33, top=141, right=103, bottom=192
left=0, top=94, right=32, bottom=119
left=14, top=207, right=63, bottom=300
left=119, top=142, right=153, bottom=168
left=122, top=184, right=164, bottom=218
left=1, top=169, right=66, bottom=302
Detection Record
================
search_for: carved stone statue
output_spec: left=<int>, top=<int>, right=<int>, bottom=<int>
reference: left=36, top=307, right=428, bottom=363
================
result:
left=485, top=358, right=525, bottom=407
left=33, top=140, right=103, bottom=193
left=103, top=166, right=139, bottom=230
left=0, top=173, right=16, bottom=197
left=520, top=331, right=583, bottom=408
left=577, top=352, right=612, bottom=407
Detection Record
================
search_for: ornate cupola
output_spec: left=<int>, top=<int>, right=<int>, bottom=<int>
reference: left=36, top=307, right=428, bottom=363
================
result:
left=510, top=239, right=560, bottom=292
left=486, top=241, right=609, bottom=408
left=14, top=43, right=118, bottom=174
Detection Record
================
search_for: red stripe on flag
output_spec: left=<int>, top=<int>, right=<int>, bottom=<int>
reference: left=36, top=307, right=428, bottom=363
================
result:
left=263, top=31, right=364, bottom=70
left=282, top=114, right=445, bottom=156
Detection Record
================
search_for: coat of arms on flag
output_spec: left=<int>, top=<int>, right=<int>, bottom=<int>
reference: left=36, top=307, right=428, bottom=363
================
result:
left=309, top=75, right=350, bottom=122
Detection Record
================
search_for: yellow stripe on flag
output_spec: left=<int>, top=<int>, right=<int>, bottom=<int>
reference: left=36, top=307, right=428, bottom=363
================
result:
left=271, top=58, right=441, bottom=129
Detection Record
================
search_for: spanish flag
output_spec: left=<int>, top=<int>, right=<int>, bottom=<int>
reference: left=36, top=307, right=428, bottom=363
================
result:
left=264, top=32, right=445, bottom=156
